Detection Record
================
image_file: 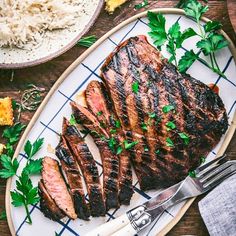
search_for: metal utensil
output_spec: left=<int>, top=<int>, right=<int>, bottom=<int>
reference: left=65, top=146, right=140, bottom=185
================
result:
left=86, top=154, right=227, bottom=236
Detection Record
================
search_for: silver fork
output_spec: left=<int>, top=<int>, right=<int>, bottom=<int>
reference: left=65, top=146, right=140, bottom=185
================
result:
left=87, top=154, right=228, bottom=236
left=111, top=160, right=236, bottom=236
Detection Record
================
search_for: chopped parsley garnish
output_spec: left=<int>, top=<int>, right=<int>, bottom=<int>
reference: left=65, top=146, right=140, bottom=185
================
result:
left=132, top=81, right=139, bottom=94
left=124, top=140, right=139, bottom=150
left=166, top=121, right=176, bottom=131
left=108, top=137, right=117, bottom=153
left=148, top=112, right=156, bottom=118
left=116, top=146, right=123, bottom=155
left=155, top=149, right=160, bottom=154
left=115, top=120, right=121, bottom=128
left=178, top=132, right=190, bottom=145
left=110, top=129, right=117, bottom=134
left=144, top=146, right=149, bottom=152
left=135, top=0, right=149, bottom=10
left=200, top=156, right=206, bottom=164
left=99, top=122, right=106, bottom=128
left=69, top=114, right=77, bottom=125
left=189, top=170, right=196, bottom=178
left=166, top=137, right=174, bottom=147
left=97, top=111, right=103, bottom=116
left=162, top=105, right=175, bottom=113
left=141, top=122, right=148, bottom=131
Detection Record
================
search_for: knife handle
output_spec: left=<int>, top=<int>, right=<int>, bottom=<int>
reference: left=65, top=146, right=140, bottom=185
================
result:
left=85, top=213, right=130, bottom=236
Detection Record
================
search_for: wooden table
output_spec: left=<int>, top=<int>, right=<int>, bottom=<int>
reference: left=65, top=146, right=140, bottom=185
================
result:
left=0, top=1, right=235, bottom=235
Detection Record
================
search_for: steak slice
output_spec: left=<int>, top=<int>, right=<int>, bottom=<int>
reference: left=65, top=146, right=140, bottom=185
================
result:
left=101, top=35, right=228, bottom=190
left=85, top=81, right=134, bottom=205
left=38, top=180, right=65, bottom=221
left=56, top=134, right=90, bottom=220
left=71, top=102, right=120, bottom=210
left=63, top=118, right=106, bottom=216
left=41, top=156, right=77, bottom=219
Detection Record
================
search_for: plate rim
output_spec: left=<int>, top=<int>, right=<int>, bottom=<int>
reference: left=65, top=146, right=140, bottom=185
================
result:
left=5, top=8, right=236, bottom=236
left=0, top=0, right=104, bottom=69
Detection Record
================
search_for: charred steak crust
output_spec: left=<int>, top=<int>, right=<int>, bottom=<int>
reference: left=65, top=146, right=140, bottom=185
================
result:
left=38, top=180, right=65, bottom=221
left=71, top=102, right=120, bottom=210
left=63, top=118, right=106, bottom=216
left=100, top=35, right=228, bottom=190
left=85, top=81, right=134, bottom=205
left=41, top=157, right=77, bottom=219
left=56, top=133, right=90, bottom=220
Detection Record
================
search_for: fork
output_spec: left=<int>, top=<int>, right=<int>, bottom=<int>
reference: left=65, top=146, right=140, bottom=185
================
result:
left=111, top=160, right=236, bottom=236
left=86, top=154, right=228, bottom=236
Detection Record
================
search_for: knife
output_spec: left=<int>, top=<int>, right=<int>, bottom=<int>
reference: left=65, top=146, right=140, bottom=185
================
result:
left=86, top=181, right=181, bottom=236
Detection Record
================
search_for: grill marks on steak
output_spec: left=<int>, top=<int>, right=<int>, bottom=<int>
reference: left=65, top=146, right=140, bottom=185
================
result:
left=101, top=35, right=228, bottom=189
left=63, top=118, right=106, bottom=216
left=41, top=157, right=77, bottom=219
left=38, top=180, right=65, bottom=221
left=55, top=133, right=90, bottom=220
left=71, top=102, right=120, bottom=209
left=85, top=81, right=133, bottom=204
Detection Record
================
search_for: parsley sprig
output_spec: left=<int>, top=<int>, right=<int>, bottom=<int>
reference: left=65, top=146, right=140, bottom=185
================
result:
left=148, top=0, right=228, bottom=79
left=0, top=138, right=44, bottom=224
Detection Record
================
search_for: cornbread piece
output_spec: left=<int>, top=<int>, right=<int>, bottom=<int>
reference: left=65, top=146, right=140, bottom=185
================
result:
left=105, top=0, right=128, bottom=14
left=0, top=97, right=13, bottom=126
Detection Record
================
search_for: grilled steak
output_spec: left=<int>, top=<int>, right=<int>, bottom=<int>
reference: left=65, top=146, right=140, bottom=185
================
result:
left=100, top=35, right=228, bottom=190
left=38, top=180, right=65, bottom=221
left=63, top=118, right=106, bottom=216
left=71, top=102, right=120, bottom=210
left=56, top=132, right=90, bottom=220
left=85, top=81, right=134, bottom=205
left=41, top=157, right=77, bottom=219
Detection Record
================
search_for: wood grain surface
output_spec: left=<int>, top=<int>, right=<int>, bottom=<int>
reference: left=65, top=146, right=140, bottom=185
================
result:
left=0, top=1, right=235, bottom=235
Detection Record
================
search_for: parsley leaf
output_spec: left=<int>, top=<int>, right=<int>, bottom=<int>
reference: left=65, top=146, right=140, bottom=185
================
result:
left=97, top=111, right=103, bottom=116
left=116, top=146, right=123, bottom=155
left=166, top=137, right=174, bottom=147
left=135, top=0, right=149, bottom=9
left=124, top=140, right=139, bottom=150
left=147, top=11, right=167, bottom=48
left=200, top=156, right=206, bottom=164
left=0, top=210, right=6, bottom=220
left=23, top=159, right=42, bottom=175
left=132, top=81, right=139, bottom=94
left=176, top=28, right=197, bottom=48
left=115, top=120, right=121, bottom=128
left=0, top=154, right=19, bottom=178
left=108, top=137, right=117, bottom=153
left=166, top=121, right=176, bottom=130
left=110, top=129, right=117, bottom=134
left=141, top=122, right=148, bottom=131
left=69, top=114, right=77, bottom=125
left=155, top=149, right=160, bottom=154
left=148, top=112, right=156, bottom=118
left=77, top=35, right=97, bottom=48
left=178, top=132, right=190, bottom=145
left=178, top=50, right=199, bottom=73
left=162, top=105, right=175, bottom=113
left=189, top=170, right=196, bottom=178
left=204, top=21, right=222, bottom=33
left=184, top=0, right=209, bottom=22
left=24, top=138, right=44, bottom=159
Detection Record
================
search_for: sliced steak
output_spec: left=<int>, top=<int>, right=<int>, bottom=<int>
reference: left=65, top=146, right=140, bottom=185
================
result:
left=56, top=134, right=90, bottom=220
left=71, top=102, right=120, bottom=210
left=63, top=118, right=106, bottom=216
left=85, top=81, right=134, bottom=205
left=100, top=35, right=228, bottom=190
left=41, top=156, right=77, bottom=219
left=38, top=180, right=65, bottom=221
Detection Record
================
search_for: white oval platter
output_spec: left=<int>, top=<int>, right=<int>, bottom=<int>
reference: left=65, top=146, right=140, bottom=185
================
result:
left=0, top=0, right=103, bottom=69
left=6, top=8, right=236, bottom=236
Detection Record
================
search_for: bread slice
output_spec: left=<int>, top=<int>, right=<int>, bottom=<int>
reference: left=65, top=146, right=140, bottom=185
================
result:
left=105, top=0, right=128, bottom=13
left=0, top=97, right=14, bottom=126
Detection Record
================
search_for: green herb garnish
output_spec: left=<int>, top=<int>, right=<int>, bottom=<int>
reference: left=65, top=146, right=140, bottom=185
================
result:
left=178, top=132, right=190, bottom=145
left=135, top=0, right=149, bottom=9
left=141, top=122, right=148, bottom=131
left=166, top=137, right=174, bottom=147
left=200, top=156, right=206, bottom=164
left=77, top=35, right=97, bottom=48
left=189, top=170, right=196, bottom=178
left=69, top=114, right=77, bottom=125
left=144, top=146, right=149, bottom=152
left=166, top=121, right=176, bottom=131
left=110, top=129, right=117, bottom=134
left=0, top=154, right=19, bottom=178
left=132, top=81, right=139, bottom=94
left=115, top=120, right=121, bottom=128
left=148, top=112, right=156, bottom=118
left=124, top=140, right=139, bottom=150
left=108, top=137, right=117, bottom=153
left=116, top=146, right=123, bottom=155
left=155, top=149, right=160, bottom=154
left=97, top=111, right=103, bottom=116
left=162, top=105, right=175, bottom=113
left=0, top=210, right=6, bottom=220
